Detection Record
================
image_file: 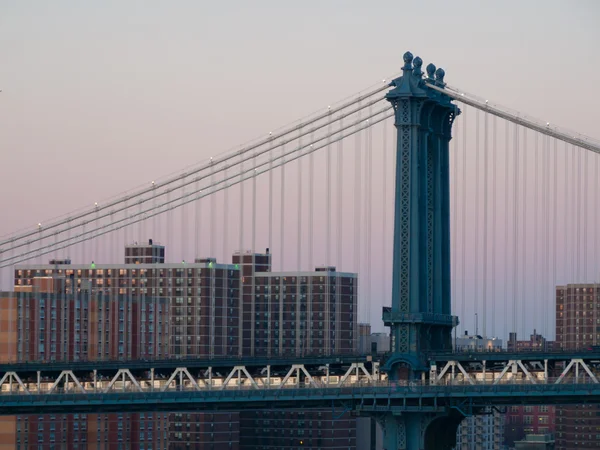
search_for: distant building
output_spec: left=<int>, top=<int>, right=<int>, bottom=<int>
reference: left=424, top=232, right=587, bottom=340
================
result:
left=555, top=283, right=600, bottom=449
left=125, top=239, right=165, bottom=264
left=358, top=325, right=390, bottom=355
left=358, top=323, right=372, bottom=353
left=505, top=405, right=555, bottom=448
left=507, top=330, right=557, bottom=352
left=2, top=243, right=359, bottom=449
left=514, top=433, right=555, bottom=449
left=455, top=331, right=503, bottom=352
left=504, top=331, right=556, bottom=447
left=455, top=408, right=506, bottom=450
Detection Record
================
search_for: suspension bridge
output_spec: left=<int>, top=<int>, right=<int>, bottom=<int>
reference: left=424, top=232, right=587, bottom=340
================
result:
left=1, top=51, right=600, bottom=449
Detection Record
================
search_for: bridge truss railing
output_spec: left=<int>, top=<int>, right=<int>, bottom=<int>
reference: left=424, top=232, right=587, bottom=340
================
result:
left=430, top=355, right=600, bottom=386
left=0, top=360, right=382, bottom=396
left=3, top=354, right=600, bottom=396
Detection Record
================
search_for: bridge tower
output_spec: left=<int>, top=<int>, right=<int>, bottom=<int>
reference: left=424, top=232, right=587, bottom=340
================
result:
left=379, top=51, right=461, bottom=450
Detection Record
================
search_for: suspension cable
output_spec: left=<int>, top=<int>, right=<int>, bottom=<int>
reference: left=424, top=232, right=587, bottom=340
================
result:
left=426, top=83, right=600, bottom=154
left=2, top=106, right=392, bottom=267
left=1, top=95, right=388, bottom=253
left=1, top=82, right=392, bottom=247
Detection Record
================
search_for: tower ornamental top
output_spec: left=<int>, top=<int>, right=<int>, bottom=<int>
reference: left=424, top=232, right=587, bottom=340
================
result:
left=403, top=51, right=414, bottom=70
left=413, top=56, right=423, bottom=78
left=426, top=63, right=436, bottom=80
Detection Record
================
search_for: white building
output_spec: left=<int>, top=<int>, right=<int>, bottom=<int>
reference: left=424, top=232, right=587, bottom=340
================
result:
left=455, top=331, right=503, bottom=352
left=455, top=409, right=507, bottom=450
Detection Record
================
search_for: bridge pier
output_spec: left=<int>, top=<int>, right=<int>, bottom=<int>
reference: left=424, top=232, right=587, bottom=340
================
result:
left=382, top=411, right=464, bottom=450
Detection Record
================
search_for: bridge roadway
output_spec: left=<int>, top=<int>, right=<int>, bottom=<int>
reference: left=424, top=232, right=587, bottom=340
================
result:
left=2, top=350, right=598, bottom=376
left=0, top=351, right=599, bottom=416
left=0, top=353, right=375, bottom=379
left=0, top=380, right=600, bottom=416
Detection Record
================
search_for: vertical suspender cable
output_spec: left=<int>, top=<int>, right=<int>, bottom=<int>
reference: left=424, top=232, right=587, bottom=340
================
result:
left=503, top=120, right=509, bottom=341
left=252, top=152, right=257, bottom=257
left=296, top=129, right=302, bottom=270
left=564, top=142, right=569, bottom=285
left=238, top=149, right=244, bottom=357
left=533, top=132, right=539, bottom=334
left=382, top=115, right=388, bottom=306
left=251, top=150, right=257, bottom=356
left=153, top=182, right=158, bottom=244
left=491, top=115, right=497, bottom=338
left=579, top=149, right=589, bottom=283
left=521, top=128, right=527, bottom=337
left=540, top=133, right=546, bottom=336
left=577, top=145, right=581, bottom=281
left=574, top=145, right=579, bottom=281
left=336, top=116, right=343, bottom=346
left=181, top=178, right=186, bottom=261
left=211, top=162, right=216, bottom=259
left=297, top=128, right=303, bottom=271
left=337, top=118, right=343, bottom=270
left=95, top=208, right=100, bottom=262
left=571, top=144, right=576, bottom=283
left=513, top=124, right=519, bottom=335
left=354, top=103, right=362, bottom=321
left=167, top=191, right=172, bottom=261
left=552, top=138, right=557, bottom=340
left=544, top=134, right=550, bottom=337
left=268, top=136, right=274, bottom=263
left=482, top=110, right=488, bottom=338
left=595, top=152, right=599, bottom=288
left=461, top=104, right=467, bottom=335
left=366, top=116, right=372, bottom=325
left=280, top=143, right=285, bottom=271
left=564, top=143, right=570, bottom=344
left=222, top=169, right=228, bottom=264
left=326, top=108, right=332, bottom=267
left=474, top=109, right=480, bottom=335
left=195, top=181, right=201, bottom=259
left=451, top=115, right=457, bottom=317
left=308, top=138, right=314, bottom=271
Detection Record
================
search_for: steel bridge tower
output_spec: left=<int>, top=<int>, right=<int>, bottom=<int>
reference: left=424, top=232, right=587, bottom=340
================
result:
left=380, top=51, right=462, bottom=449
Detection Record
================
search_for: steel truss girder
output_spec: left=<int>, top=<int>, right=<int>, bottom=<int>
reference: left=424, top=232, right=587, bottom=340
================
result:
left=556, top=359, right=599, bottom=384
left=48, top=370, right=85, bottom=394
left=103, top=369, right=143, bottom=393
left=338, top=363, right=376, bottom=387
left=0, top=360, right=379, bottom=395
left=0, top=371, right=29, bottom=394
left=221, top=366, right=259, bottom=390
left=431, top=357, right=600, bottom=385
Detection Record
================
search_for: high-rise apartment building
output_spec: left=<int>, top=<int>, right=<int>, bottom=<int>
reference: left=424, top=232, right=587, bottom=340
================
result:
left=1, top=242, right=359, bottom=449
left=455, top=410, right=505, bottom=450
left=555, top=283, right=600, bottom=450
left=503, top=331, right=556, bottom=448
left=505, top=405, right=555, bottom=448
left=125, top=239, right=165, bottom=264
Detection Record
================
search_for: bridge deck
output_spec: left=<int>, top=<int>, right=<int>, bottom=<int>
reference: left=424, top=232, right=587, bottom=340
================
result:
left=0, top=382, right=599, bottom=415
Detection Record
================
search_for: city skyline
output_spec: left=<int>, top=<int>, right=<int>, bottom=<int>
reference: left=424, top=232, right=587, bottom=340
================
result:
left=1, top=2, right=600, bottom=339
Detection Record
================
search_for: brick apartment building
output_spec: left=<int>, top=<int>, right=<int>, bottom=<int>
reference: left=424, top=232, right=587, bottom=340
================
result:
left=0, top=241, right=358, bottom=449
left=555, top=283, right=600, bottom=450
left=504, top=331, right=556, bottom=448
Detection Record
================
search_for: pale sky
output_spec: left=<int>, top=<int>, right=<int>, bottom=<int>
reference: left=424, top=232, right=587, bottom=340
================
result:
left=1, top=1, right=599, bottom=336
